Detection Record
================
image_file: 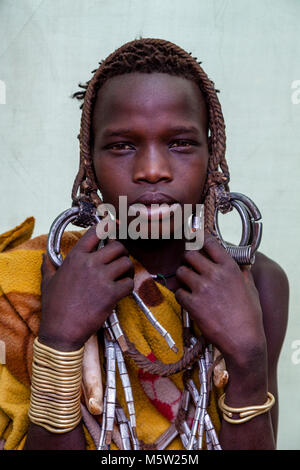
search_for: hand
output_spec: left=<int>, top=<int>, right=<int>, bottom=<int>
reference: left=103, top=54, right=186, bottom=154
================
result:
left=38, top=225, right=134, bottom=351
left=175, top=233, right=267, bottom=367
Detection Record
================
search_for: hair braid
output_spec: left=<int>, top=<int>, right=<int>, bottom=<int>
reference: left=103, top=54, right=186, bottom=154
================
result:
left=71, top=38, right=232, bottom=233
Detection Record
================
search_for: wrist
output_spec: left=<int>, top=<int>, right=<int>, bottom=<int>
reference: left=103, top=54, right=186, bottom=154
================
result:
left=223, top=333, right=267, bottom=372
left=28, top=337, right=83, bottom=434
left=222, top=343, right=268, bottom=407
left=38, top=331, right=85, bottom=352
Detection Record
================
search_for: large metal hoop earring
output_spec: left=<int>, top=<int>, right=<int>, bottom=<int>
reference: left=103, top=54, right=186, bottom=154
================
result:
left=214, top=192, right=262, bottom=265
left=47, top=201, right=101, bottom=267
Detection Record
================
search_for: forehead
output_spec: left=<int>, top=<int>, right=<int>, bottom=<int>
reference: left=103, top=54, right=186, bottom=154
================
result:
left=92, top=72, right=208, bottom=135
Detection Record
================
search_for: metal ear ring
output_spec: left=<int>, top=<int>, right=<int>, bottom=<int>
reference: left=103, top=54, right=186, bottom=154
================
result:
left=47, top=201, right=101, bottom=267
left=187, top=206, right=204, bottom=233
left=214, top=192, right=263, bottom=265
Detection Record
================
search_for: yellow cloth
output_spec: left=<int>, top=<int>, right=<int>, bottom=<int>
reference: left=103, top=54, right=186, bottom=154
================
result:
left=0, top=217, right=223, bottom=450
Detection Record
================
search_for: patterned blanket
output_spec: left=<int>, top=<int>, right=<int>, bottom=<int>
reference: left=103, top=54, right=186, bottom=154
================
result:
left=0, top=217, right=222, bottom=450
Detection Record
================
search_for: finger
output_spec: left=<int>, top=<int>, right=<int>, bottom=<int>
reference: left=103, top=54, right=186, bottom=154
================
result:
left=97, top=240, right=129, bottom=264
left=95, top=218, right=117, bottom=241
left=174, top=287, right=194, bottom=311
left=41, top=252, right=57, bottom=282
left=107, top=256, right=134, bottom=280
left=201, top=232, right=229, bottom=265
left=114, top=277, right=134, bottom=300
left=71, top=225, right=102, bottom=253
left=176, top=265, right=199, bottom=291
left=183, top=250, right=215, bottom=275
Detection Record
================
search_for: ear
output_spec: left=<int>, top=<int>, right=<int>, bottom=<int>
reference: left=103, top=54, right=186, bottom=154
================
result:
left=208, top=135, right=212, bottom=154
left=240, top=265, right=255, bottom=285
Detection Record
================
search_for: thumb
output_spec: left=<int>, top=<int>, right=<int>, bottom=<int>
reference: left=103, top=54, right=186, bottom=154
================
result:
left=41, top=252, right=57, bottom=283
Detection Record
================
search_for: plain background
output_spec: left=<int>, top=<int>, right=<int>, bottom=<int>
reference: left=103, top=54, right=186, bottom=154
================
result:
left=0, top=0, right=299, bottom=449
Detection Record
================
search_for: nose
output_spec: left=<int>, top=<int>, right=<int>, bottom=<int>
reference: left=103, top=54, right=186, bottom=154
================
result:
left=132, top=144, right=172, bottom=184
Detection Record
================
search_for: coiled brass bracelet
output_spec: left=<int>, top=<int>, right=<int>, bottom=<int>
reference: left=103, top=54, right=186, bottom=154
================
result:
left=28, top=337, right=84, bottom=434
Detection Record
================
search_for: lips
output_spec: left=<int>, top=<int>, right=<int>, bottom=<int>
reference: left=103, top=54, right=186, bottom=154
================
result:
left=132, top=192, right=178, bottom=206
left=129, top=192, right=181, bottom=221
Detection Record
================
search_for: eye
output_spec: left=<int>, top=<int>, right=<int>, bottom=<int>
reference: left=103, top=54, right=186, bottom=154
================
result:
left=107, top=142, right=135, bottom=151
left=169, top=139, right=197, bottom=150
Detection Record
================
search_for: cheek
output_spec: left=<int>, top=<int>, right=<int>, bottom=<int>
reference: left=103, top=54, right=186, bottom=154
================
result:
left=188, top=177, right=207, bottom=204
left=93, top=158, right=113, bottom=201
left=93, top=157, right=129, bottom=204
left=181, top=157, right=209, bottom=203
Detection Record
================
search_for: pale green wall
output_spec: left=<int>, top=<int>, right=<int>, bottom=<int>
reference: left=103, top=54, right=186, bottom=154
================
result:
left=0, top=0, right=299, bottom=449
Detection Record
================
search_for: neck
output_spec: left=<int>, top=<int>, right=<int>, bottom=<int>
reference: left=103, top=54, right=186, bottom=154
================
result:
left=122, top=237, right=186, bottom=276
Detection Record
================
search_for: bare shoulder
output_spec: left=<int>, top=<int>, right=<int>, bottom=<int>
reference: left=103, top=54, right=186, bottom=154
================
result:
left=251, top=251, right=289, bottom=364
left=251, top=251, right=289, bottom=307
left=251, top=251, right=289, bottom=288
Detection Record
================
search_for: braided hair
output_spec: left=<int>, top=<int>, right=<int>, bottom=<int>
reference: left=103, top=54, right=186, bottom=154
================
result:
left=72, top=38, right=232, bottom=234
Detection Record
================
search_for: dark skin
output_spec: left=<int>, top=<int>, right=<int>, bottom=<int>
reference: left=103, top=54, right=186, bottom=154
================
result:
left=24, top=73, right=289, bottom=450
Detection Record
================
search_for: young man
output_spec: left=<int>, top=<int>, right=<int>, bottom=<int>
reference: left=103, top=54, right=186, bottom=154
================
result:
left=0, top=38, right=289, bottom=450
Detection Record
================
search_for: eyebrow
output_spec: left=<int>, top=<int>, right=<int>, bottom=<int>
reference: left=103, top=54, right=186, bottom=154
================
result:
left=166, top=126, right=200, bottom=135
left=103, top=128, right=132, bottom=137
left=102, top=126, right=200, bottom=138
